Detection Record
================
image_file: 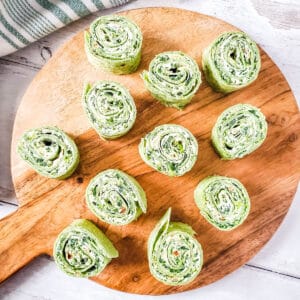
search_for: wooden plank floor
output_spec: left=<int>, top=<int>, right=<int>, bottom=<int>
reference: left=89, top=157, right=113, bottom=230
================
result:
left=0, top=0, right=299, bottom=299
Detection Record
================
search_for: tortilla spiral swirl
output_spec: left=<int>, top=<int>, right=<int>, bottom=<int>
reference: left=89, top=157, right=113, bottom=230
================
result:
left=148, top=208, right=203, bottom=286
left=202, top=31, right=261, bottom=93
left=141, top=51, right=201, bottom=109
left=53, top=219, right=118, bottom=277
left=82, top=81, right=136, bottom=139
left=194, top=176, right=251, bottom=231
left=86, top=169, right=147, bottom=226
left=212, top=104, right=268, bottom=160
left=17, top=126, right=79, bottom=179
left=139, top=124, right=198, bottom=177
left=84, top=15, right=142, bottom=74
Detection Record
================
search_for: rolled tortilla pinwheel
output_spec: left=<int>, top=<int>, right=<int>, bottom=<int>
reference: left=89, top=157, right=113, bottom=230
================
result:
left=17, top=126, right=79, bottom=179
left=148, top=208, right=203, bottom=286
left=212, top=104, right=268, bottom=160
left=86, top=169, right=147, bottom=226
left=53, top=219, right=118, bottom=277
left=139, top=124, right=198, bottom=177
left=202, top=31, right=261, bottom=93
left=82, top=81, right=137, bottom=140
left=84, top=15, right=142, bottom=74
left=194, top=175, right=250, bottom=231
left=141, top=51, right=201, bottom=109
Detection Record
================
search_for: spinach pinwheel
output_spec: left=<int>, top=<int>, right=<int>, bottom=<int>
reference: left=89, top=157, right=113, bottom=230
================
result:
left=141, top=51, right=201, bottom=109
left=139, top=124, right=198, bottom=177
left=17, top=126, right=79, bottom=179
left=84, top=15, right=142, bottom=74
left=53, top=219, right=118, bottom=277
left=194, top=176, right=250, bottom=231
left=82, top=81, right=137, bottom=139
left=148, top=208, right=203, bottom=286
left=212, top=104, right=268, bottom=159
left=86, top=169, right=147, bottom=226
left=202, top=31, right=261, bottom=93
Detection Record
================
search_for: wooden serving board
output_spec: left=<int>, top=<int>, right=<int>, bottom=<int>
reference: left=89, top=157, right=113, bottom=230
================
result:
left=0, top=7, right=299, bottom=295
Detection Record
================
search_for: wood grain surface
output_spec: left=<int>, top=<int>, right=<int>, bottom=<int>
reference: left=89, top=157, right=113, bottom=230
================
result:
left=0, top=7, right=299, bottom=295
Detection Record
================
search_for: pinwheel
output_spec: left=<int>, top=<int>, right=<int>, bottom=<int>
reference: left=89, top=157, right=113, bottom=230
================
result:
left=202, top=31, right=261, bottom=93
left=53, top=219, right=118, bottom=277
left=84, top=15, right=142, bottom=74
left=139, top=124, right=198, bottom=176
left=194, top=175, right=250, bottom=231
left=86, top=169, right=147, bottom=226
left=141, top=51, right=201, bottom=109
left=82, top=81, right=137, bottom=139
left=148, top=208, right=203, bottom=286
left=212, top=104, right=268, bottom=159
left=17, top=126, right=79, bottom=179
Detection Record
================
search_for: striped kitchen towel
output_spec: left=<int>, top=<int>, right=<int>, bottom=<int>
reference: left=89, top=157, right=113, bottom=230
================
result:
left=0, top=0, right=131, bottom=57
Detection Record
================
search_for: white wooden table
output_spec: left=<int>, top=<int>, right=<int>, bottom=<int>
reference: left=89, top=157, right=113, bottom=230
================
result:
left=0, top=1, right=299, bottom=299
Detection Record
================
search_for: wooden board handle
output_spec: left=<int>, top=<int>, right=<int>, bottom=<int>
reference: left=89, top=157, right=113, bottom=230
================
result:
left=0, top=200, right=47, bottom=282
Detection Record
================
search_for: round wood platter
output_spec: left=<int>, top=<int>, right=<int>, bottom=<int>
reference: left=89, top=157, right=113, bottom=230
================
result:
left=2, top=7, right=299, bottom=295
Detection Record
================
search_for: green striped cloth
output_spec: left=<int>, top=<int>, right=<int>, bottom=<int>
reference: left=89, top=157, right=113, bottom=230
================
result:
left=0, top=0, right=131, bottom=56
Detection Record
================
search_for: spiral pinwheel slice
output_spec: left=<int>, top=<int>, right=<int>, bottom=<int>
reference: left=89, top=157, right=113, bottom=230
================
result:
left=148, top=208, right=203, bottom=286
left=86, top=169, right=147, bottom=226
left=139, top=124, right=198, bottom=177
left=194, top=176, right=250, bottom=231
left=53, top=219, right=118, bottom=277
left=17, top=126, right=79, bottom=179
left=141, top=51, right=201, bottom=109
left=82, top=81, right=137, bottom=140
left=84, top=15, right=142, bottom=74
left=212, top=104, right=268, bottom=160
left=202, top=31, right=261, bottom=93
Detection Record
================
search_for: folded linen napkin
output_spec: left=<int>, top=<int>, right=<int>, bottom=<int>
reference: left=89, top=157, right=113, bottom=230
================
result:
left=0, top=0, right=131, bottom=57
